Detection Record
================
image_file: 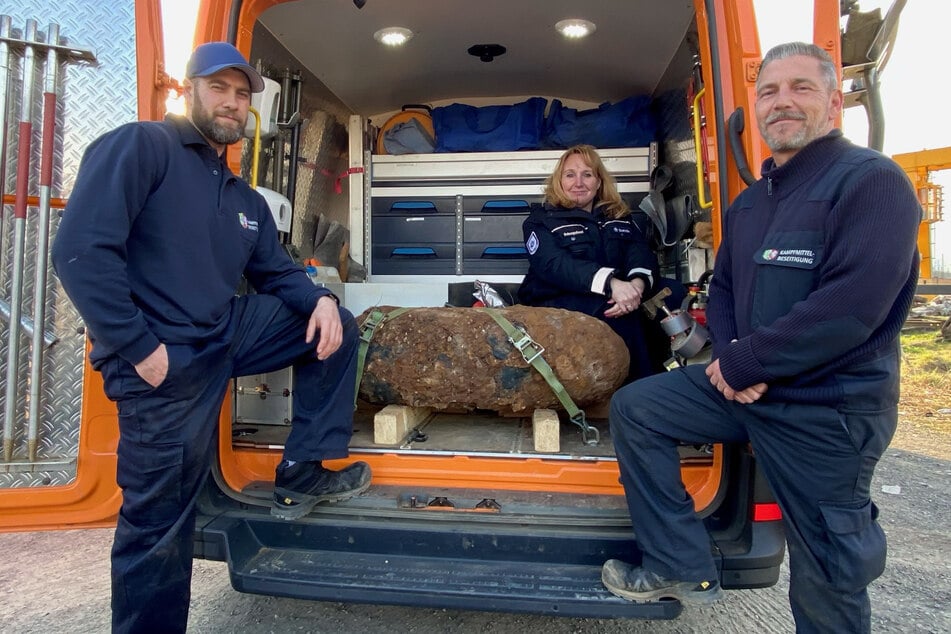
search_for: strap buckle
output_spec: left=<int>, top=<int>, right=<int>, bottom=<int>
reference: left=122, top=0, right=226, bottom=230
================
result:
left=509, top=329, right=545, bottom=364
left=359, top=310, right=385, bottom=343
left=482, top=307, right=598, bottom=446
left=570, top=411, right=600, bottom=446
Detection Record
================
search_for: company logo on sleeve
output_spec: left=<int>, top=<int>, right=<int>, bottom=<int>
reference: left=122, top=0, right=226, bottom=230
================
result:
left=605, top=220, right=632, bottom=235
left=526, top=231, right=539, bottom=255
left=238, top=212, right=259, bottom=232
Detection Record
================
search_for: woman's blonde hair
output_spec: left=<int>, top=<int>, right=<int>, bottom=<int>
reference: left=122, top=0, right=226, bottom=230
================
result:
left=544, top=144, right=629, bottom=218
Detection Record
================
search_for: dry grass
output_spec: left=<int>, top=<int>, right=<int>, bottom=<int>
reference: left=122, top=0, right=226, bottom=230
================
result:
left=894, top=331, right=951, bottom=460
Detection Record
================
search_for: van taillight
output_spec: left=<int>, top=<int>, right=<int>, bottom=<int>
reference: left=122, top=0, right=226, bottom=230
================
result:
left=753, top=503, right=782, bottom=521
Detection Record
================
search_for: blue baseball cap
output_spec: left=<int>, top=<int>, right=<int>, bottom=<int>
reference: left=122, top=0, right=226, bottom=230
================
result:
left=186, top=42, right=265, bottom=93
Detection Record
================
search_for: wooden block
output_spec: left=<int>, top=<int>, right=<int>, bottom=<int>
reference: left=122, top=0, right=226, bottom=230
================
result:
left=374, top=405, right=432, bottom=445
left=532, top=409, right=560, bottom=453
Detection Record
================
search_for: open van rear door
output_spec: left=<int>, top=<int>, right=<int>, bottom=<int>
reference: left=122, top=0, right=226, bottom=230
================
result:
left=0, top=0, right=165, bottom=532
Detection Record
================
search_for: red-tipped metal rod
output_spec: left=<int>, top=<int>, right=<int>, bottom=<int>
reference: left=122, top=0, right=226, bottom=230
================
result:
left=0, top=15, right=12, bottom=292
left=3, top=18, right=37, bottom=462
left=28, top=22, right=60, bottom=461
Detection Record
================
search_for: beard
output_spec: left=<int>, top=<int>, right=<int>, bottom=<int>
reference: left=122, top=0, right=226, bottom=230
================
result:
left=190, top=89, right=245, bottom=146
left=759, top=111, right=824, bottom=154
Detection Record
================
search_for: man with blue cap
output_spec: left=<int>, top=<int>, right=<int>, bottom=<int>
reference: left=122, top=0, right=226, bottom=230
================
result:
left=52, top=42, right=371, bottom=633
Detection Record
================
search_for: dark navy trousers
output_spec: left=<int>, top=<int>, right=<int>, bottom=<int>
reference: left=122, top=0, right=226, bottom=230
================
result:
left=610, top=361, right=896, bottom=633
left=99, top=294, right=359, bottom=633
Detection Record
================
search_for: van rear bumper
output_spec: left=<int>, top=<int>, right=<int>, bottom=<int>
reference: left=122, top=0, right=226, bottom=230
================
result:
left=194, top=505, right=784, bottom=619
left=720, top=520, right=785, bottom=589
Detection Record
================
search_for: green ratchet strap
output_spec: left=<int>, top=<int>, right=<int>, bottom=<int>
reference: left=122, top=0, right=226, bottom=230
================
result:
left=354, top=307, right=411, bottom=407
left=482, top=308, right=599, bottom=446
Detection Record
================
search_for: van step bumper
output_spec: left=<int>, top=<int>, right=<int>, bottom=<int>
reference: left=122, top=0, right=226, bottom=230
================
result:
left=199, top=514, right=684, bottom=619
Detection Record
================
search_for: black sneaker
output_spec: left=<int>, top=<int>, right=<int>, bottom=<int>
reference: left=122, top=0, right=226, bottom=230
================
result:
left=271, top=460, right=372, bottom=520
left=601, top=559, right=723, bottom=605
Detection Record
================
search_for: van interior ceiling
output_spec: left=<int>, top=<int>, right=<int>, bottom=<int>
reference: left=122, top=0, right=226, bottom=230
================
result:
left=254, top=0, right=698, bottom=117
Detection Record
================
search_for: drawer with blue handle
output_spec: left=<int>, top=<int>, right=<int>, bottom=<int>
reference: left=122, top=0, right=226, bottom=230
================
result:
left=371, top=213, right=456, bottom=274
left=462, top=198, right=530, bottom=275
left=371, top=197, right=458, bottom=215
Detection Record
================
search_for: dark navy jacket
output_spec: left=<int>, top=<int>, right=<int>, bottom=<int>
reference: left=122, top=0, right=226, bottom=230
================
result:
left=706, top=130, right=921, bottom=405
left=519, top=203, right=657, bottom=305
left=52, top=115, right=330, bottom=367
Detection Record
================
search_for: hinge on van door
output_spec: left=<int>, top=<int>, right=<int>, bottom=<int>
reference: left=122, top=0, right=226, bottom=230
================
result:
left=155, top=61, right=182, bottom=95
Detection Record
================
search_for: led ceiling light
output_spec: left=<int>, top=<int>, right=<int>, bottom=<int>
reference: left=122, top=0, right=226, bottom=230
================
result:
left=555, top=18, right=596, bottom=39
left=373, top=26, right=414, bottom=46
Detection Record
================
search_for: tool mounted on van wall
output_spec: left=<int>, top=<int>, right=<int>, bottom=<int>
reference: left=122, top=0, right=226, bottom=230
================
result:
left=1, top=16, right=96, bottom=462
left=641, top=287, right=710, bottom=363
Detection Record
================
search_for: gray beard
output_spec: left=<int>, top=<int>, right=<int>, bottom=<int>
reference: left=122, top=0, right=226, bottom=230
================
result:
left=764, top=127, right=810, bottom=153
left=760, top=112, right=819, bottom=154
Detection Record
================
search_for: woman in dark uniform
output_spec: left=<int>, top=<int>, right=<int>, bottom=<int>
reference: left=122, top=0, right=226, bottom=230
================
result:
left=519, top=145, right=668, bottom=380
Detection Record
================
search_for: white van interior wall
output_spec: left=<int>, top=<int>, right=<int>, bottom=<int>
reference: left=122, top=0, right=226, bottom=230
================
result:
left=246, top=23, right=353, bottom=259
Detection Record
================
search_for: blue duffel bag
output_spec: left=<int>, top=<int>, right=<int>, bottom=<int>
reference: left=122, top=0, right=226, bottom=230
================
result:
left=432, top=97, right=547, bottom=152
left=543, top=95, right=656, bottom=148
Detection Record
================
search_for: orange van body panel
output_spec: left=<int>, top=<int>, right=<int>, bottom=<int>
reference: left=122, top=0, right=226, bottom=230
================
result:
left=0, top=354, right=119, bottom=531
left=0, top=0, right=166, bottom=533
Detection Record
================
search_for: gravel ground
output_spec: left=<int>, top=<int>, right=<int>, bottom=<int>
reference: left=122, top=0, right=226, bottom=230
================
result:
left=1, top=442, right=948, bottom=633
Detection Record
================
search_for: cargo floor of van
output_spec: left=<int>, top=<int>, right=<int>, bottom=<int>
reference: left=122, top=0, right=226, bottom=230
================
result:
left=232, top=407, right=623, bottom=458
left=231, top=406, right=714, bottom=471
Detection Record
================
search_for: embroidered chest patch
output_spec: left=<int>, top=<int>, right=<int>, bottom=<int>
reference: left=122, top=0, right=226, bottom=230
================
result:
left=238, top=212, right=259, bottom=232
left=761, top=248, right=816, bottom=266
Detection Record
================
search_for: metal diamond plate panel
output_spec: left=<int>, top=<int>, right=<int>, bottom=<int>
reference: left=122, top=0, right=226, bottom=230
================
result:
left=0, top=0, right=136, bottom=489
left=245, top=22, right=352, bottom=258
left=0, top=0, right=137, bottom=197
